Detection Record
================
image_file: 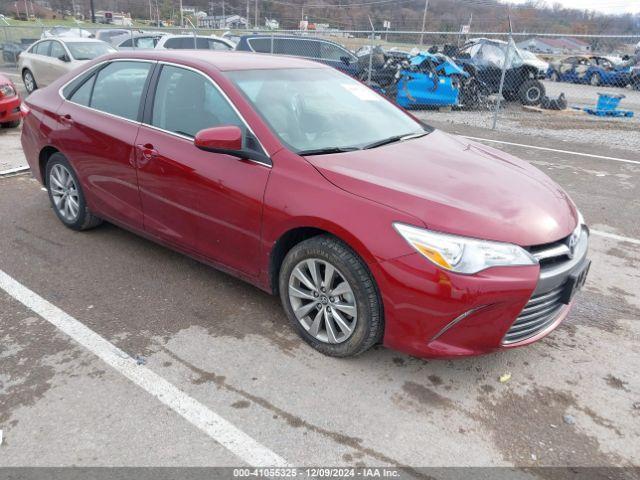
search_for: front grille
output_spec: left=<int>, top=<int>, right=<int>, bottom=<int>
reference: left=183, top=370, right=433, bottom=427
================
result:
left=502, top=284, right=566, bottom=345
left=527, top=235, right=572, bottom=267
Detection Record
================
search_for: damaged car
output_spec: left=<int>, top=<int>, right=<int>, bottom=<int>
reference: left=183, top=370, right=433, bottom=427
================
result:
left=547, top=55, right=632, bottom=87
left=450, top=38, right=546, bottom=105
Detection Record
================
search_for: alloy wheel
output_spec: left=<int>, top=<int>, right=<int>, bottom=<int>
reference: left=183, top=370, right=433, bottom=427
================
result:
left=288, top=258, right=357, bottom=344
left=24, top=71, right=35, bottom=93
left=49, top=164, right=80, bottom=222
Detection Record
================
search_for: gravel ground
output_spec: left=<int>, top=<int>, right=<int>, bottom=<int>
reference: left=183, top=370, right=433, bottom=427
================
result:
left=417, top=80, right=640, bottom=152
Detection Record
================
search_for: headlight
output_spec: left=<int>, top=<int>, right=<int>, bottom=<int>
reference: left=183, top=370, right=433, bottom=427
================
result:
left=393, top=223, right=537, bottom=275
left=0, top=84, right=16, bottom=98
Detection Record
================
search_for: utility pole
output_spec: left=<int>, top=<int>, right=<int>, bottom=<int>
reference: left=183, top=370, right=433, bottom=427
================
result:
left=246, top=0, right=250, bottom=29
left=254, top=0, right=258, bottom=29
left=179, top=0, right=183, bottom=27
left=419, top=0, right=428, bottom=45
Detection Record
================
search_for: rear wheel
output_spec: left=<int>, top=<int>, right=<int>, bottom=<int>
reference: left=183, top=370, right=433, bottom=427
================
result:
left=22, top=69, right=37, bottom=94
left=279, top=235, right=383, bottom=357
left=518, top=79, right=545, bottom=105
left=502, top=90, right=519, bottom=102
left=45, top=153, right=102, bottom=231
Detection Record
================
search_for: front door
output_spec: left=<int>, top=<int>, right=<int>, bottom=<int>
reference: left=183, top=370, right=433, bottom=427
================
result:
left=135, top=64, right=270, bottom=277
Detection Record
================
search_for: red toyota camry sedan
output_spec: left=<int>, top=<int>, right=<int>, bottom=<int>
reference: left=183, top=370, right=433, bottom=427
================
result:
left=20, top=51, right=590, bottom=358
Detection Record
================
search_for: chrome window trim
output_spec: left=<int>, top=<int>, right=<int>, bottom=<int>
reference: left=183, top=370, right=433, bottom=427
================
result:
left=57, top=58, right=272, bottom=168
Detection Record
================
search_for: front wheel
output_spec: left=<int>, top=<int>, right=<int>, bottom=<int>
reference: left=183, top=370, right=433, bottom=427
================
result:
left=590, top=73, right=601, bottom=86
left=279, top=235, right=383, bottom=357
left=45, top=153, right=103, bottom=231
left=518, top=79, right=545, bottom=105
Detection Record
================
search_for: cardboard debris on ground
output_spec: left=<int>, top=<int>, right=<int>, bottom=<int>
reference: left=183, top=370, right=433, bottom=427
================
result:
left=523, top=105, right=587, bottom=115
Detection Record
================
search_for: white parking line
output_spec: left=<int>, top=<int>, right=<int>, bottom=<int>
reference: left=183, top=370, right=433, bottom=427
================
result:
left=591, top=229, right=640, bottom=246
left=465, top=136, right=640, bottom=166
left=0, top=166, right=29, bottom=177
left=0, top=269, right=289, bottom=468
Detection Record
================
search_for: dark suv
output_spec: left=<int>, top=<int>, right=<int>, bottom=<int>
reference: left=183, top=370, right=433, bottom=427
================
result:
left=235, top=35, right=360, bottom=77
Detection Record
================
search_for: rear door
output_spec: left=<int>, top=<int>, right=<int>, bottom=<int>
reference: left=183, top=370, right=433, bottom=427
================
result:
left=29, top=40, right=52, bottom=86
left=134, top=64, right=270, bottom=276
left=47, top=40, right=71, bottom=85
left=53, top=60, right=154, bottom=230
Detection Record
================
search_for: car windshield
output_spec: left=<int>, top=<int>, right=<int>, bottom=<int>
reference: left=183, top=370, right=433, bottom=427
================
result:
left=67, top=42, right=114, bottom=60
left=225, top=68, right=429, bottom=153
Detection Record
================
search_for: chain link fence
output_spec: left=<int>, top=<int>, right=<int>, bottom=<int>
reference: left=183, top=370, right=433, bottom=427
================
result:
left=1, top=24, right=638, bottom=147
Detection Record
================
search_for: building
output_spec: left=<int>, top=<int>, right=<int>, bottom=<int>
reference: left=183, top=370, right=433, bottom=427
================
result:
left=94, top=11, right=133, bottom=26
left=198, top=14, right=247, bottom=29
left=517, top=37, right=591, bottom=54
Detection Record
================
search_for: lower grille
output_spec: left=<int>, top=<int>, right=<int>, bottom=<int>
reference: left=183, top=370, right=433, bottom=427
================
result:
left=503, top=284, right=566, bottom=345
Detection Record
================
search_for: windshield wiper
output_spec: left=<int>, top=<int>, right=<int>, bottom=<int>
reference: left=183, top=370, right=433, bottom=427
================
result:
left=297, top=146, right=360, bottom=156
left=362, top=131, right=429, bottom=150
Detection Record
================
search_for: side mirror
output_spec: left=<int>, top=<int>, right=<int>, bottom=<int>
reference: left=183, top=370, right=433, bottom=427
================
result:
left=194, top=125, right=270, bottom=164
left=58, top=54, right=70, bottom=62
left=340, top=55, right=351, bottom=65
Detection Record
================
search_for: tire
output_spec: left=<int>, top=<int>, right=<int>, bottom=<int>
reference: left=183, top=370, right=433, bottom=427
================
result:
left=1, top=119, right=20, bottom=128
left=518, top=79, right=545, bottom=105
left=279, top=235, right=383, bottom=357
left=633, top=78, right=640, bottom=91
left=549, top=71, right=559, bottom=82
left=502, top=90, right=519, bottom=102
left=45, top=153, right=102, bottom=231
left=590, top=73, right=601, bottom=87
left=22, top=69, right=37, bottom=94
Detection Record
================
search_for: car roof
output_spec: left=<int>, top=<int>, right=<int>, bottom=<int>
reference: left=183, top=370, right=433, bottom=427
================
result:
left=240, top=34, right=344, bottom=45
left=47, top=37, right=106, bottom=44
left=104, top=50, right=328, bottom=71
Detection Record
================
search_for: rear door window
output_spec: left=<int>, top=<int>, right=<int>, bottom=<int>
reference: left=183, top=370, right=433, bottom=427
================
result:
left=275, top=39, right=320, bottom=58
left=247, top=38, right=271, bottom=53
left=69, top=74, right=95, bottom=106
left=90, top=61, right=152, bottom=121
left=164, top=37, right=192, bottom=49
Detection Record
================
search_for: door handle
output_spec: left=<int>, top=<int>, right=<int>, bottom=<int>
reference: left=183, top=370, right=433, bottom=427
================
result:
left=59, top=114, right=74, bottom=125
left=136, top=143, right=158, bottom=161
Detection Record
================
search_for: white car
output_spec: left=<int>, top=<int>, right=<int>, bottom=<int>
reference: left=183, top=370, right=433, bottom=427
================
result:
left=520, top=49, right=549, bottom=73
left=111, top=33, right=165, bottom=50
left=18, top=38, right=116, bottom=94
left=154, top=34, right=234, bottom=51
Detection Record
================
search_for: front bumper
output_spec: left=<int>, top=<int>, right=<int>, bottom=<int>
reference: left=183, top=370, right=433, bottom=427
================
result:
left=377, top=228, right=589, bottom=358
left=0, top=95, right=21, bottom=124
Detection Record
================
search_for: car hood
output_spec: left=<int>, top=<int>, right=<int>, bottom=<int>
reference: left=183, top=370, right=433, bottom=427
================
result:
left=305, top=130, right=577, bottom=246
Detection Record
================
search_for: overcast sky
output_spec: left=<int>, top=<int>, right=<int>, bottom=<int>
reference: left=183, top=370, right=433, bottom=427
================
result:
left=503, top=0, right=640, bottom=15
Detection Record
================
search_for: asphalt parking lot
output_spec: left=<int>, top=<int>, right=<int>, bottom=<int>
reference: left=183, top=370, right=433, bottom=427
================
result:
left=1, top=69, right=639, bottom=472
